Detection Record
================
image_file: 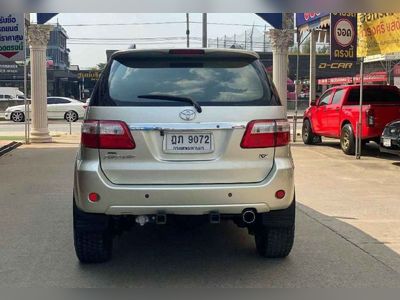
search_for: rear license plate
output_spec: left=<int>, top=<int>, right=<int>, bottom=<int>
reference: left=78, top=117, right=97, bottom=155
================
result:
left=163, top=132, right=213, bottom=154
left=383, top=138, right=392, bottom=147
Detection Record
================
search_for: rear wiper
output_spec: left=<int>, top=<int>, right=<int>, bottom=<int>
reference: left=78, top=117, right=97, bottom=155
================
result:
left=137, top=94, right=202, bottom=113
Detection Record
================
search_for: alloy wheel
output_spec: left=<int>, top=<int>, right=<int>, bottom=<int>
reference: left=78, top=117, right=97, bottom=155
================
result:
left=11, top=112, right=24, bottom=122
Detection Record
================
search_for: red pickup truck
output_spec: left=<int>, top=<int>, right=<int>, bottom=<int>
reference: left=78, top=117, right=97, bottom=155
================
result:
left=302, top=85, right=400, bottom=155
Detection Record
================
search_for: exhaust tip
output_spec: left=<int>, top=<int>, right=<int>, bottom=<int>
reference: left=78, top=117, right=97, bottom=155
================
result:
left=242, top=209, right=256, bottom=224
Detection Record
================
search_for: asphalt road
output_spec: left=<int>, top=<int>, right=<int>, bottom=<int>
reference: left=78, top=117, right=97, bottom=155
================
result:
left=1, top=145, right=400, bottom=287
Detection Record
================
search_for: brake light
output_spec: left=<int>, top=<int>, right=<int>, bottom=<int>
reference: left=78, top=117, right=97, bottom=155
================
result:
left=169, top=49, right=205, bottom=55
left=81, top=120, right=135, bottom=149
left=366, top=109, right=375, bottom=127
left=240, top=120, right=290, bottom=148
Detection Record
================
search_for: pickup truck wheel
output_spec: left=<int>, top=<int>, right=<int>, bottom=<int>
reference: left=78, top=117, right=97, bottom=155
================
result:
left=255, top=225, right=295, bottom=258
left=73, top=202, right=113, bottom=263
left=340, top=124, right=355, bottom=155
left=302, top=119, right=317, bottom=145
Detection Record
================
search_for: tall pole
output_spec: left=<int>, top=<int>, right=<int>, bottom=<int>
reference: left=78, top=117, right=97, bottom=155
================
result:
left=356, top=59, right=364, bottom=159
left=23, top=13, right=29, bottom=144
left=293, top=35, right=301, bottom=142
left=309, top=30, right=317, bottom=105
left=263, top=25, right=267, bottom=52
left=186, top=13, right=190, bottom=48
left=202, top=13, right=207, bottom=48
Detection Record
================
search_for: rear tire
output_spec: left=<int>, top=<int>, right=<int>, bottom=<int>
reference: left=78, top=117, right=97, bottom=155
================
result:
left=255, top=226, right=295, bottom=258
left=11, top=111, right=25, bottom=122
left=65, top=110, right=79, bottom=122
left=302, top=119, right=321, bottom=144
left=254, top=199, right=295, bottom=258
left=73, top=201, right=113, bottom=263
left=340, top=124, right=355, bottom=155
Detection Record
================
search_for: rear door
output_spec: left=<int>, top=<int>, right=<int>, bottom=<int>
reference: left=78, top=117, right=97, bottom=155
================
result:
left=89, top=50, right=285, bottom=185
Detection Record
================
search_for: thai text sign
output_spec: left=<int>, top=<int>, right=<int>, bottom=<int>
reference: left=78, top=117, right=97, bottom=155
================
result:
left=358, top=13, right=400, bottom=57
left=330, top=13, right=357, bottom=61
left=0, top=14, right=25, bottom=62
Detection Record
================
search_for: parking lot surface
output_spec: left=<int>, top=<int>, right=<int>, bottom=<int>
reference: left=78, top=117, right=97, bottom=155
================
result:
left=0, top=141, right=399, bottom=287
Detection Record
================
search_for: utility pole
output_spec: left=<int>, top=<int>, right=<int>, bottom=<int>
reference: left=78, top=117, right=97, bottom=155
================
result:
left=263, top=25, right=267, bottom=52
left=202, top=13, right=207, bottom=48
left=244, top=30, right=247, bottom=50
left=186, top=13, right=190, bottom=48
left=250, top=23, right=255, bottom=51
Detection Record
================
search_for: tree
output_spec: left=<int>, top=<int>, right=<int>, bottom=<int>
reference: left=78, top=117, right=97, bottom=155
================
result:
left=96, top=63, right=106, bottom=71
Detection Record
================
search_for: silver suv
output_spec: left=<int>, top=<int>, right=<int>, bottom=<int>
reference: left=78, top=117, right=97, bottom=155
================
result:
left=73, top=49, right=295, bottom=263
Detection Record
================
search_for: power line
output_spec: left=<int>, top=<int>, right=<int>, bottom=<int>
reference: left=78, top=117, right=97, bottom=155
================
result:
left=69, top=36, right=201, bottom=41
left=60, top=21, right=270, bottom=28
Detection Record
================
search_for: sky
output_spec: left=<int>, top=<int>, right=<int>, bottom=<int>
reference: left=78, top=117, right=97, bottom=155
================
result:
left=32, top=13, right=272, bottom=69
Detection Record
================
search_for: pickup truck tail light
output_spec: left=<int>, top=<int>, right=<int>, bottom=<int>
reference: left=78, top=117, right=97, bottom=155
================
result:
left=241, top=120, right=290, bottom=148
left=366, top=109, right=375, bottom=127
left=81, top=120, right=136, bottom=149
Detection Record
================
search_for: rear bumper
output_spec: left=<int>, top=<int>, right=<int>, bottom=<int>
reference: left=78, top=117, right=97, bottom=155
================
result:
left=74, top=155, right=295, bottom=216
left=4, top=112, right=11, bottom=120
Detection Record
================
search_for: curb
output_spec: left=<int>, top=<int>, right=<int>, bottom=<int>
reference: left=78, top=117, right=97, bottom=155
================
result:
left=0, top=141, right=23, bottom=157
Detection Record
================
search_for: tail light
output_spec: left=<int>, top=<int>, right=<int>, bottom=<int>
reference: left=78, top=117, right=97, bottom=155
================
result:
left=81, top=120, right=135, bottom=149
left=241, top=120, right=290, bottom=148
left=366, top=109, right=375, bottom=127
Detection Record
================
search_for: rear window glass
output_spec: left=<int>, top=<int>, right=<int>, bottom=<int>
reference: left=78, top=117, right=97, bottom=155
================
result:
left=94, top=57, right=280, bottom=107
left=346, top=87, right=400, bottom=105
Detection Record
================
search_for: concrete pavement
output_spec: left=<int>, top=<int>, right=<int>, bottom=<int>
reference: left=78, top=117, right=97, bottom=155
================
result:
left=0, top=142, right=400, bottom=287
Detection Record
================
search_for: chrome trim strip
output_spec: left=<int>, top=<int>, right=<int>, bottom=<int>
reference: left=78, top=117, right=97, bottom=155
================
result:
left=128, top=122, right=247, bottom=131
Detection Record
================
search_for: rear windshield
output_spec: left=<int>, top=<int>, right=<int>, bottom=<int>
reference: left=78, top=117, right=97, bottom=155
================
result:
left=346, top=87, right=400, bottom=105
left=92, top=57, right=280, bottom=107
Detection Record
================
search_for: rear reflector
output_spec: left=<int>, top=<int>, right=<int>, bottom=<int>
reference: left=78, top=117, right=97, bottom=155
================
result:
left=169, top=49, right=205, bottom=55
left=275, top=190, right=286, bottom=199
left=81, top=120, right=135, bottom=149
left=241, top=120, right=290, bottom=148
left=88, top=192, right=100, bottom=202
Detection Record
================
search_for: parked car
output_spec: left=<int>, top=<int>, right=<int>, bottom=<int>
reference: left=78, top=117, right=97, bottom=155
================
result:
left=380, top=119, right=400, bottom=156
left=0, top=87, right=25, bottom=100
left=73, top=48, right=295, bottom=263
left=4, top=97, right=85, bottom=122
left=302, top=85, right=400, bottom=155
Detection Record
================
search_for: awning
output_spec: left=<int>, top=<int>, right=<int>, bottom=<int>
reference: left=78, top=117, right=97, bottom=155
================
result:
left=297, top=14, right=330, bottom=33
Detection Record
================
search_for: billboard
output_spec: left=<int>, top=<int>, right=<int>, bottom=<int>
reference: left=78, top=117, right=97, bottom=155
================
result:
left=296, top=13, right=330, bottom=28
left=330, top=13, right=357, bottom=61
left=0, top=14, right=25, bottom=62
left=358, top=13, right=400, bottom=57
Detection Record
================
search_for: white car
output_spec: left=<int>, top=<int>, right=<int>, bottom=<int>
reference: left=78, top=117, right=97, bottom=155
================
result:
left=4, top=97, right=85, bottom=122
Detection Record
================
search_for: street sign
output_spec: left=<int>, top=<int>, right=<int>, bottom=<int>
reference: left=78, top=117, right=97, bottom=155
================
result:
left=0, top=14, right=25, bottom=62
left=330, top=13, right=357, bottom=61
left=358, top=13, right=400, bottom=57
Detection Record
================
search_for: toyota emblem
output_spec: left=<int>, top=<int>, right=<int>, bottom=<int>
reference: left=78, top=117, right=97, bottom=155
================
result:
left=179, top=109, right=196, bottom=121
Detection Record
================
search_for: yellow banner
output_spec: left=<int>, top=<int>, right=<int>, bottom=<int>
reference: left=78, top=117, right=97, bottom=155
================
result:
left=358, top=13, right=400, bottom=57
